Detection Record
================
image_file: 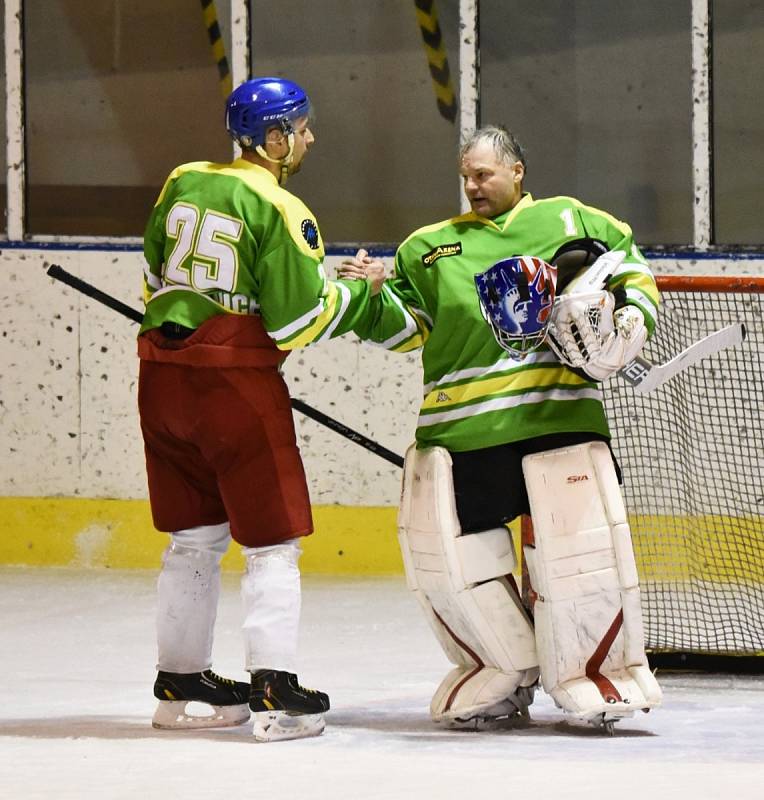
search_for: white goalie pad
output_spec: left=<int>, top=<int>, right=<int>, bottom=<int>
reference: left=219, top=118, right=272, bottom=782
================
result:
left=522, top=441, right=662, bottom=724
left=398, top=444, right=539, bottom=723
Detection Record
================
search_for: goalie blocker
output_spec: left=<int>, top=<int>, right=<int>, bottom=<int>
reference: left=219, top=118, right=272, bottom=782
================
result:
left=522, top=441, right=662, bottom=727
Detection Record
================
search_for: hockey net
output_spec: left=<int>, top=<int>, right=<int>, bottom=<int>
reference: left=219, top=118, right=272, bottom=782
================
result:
left=602, top=275, right=764, bottom=665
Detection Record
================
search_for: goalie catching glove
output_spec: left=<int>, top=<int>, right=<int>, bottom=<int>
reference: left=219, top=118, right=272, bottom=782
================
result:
left=546, top=250, right=648, bottom=381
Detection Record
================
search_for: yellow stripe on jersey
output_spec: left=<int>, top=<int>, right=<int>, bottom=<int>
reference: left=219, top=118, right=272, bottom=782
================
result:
left=421, top=363, right=589, bottom=410
left=390, top=314, right=430, bottom=353
left=157, top=160, right=324, bottom=261
left=278, top=281, right=341, bottom=350
left=568, top=197, right=634, bottom=238
left=397, top=211, right=494, bottom=251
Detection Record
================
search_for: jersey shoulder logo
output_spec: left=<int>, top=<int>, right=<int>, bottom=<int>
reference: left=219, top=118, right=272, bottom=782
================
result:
left=421, top=241, right=462, bottom=267
left=301, top=219, right=320, bottom=249
left=436, top=391, right=451, bottom=402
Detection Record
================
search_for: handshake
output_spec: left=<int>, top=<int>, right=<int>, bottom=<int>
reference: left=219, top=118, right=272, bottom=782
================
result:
left=337, top=248, right=387, bottom=296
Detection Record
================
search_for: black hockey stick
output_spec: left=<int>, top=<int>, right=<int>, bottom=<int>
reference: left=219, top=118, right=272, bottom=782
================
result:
left=48, top=264, right=144, bottom=324
left=46, top=264, right=405, bottom=469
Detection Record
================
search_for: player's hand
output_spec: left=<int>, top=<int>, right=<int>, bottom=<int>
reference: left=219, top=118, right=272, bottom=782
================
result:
left=338, top=248, right=372, bottom=279
left=364, top=262, right=386, bottom=296
left=338, top=248, right=386, bottom=295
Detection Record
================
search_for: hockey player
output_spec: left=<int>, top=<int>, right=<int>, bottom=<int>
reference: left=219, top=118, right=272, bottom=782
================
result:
left=339, top=125, right=662, bottom=731
left=138, top=77, right=383, bottom=742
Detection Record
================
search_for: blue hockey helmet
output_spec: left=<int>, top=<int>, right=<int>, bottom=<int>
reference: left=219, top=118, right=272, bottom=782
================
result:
left=474, top=256, right=557, bottom=358
left=225, top=77, right=311, bottom=149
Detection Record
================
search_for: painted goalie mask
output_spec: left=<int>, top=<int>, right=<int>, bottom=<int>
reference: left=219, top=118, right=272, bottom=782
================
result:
left=474, top=256, right=557, bottom=358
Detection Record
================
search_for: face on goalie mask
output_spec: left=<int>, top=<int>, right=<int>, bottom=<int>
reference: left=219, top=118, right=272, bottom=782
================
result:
left=503, top=294, right=529, bottom=331
left=460, top=142, right=525, bottom=218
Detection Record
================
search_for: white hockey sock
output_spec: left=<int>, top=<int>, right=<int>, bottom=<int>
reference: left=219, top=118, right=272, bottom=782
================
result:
left=156, top=523, right=231, bottom=674
left=241, top=540, right=302, bottom=673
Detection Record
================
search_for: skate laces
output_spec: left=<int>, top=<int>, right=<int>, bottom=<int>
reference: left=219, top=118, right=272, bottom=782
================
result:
left=290, top=675, right=319, bottom=694
left=205, top=670, right=234, bottom=686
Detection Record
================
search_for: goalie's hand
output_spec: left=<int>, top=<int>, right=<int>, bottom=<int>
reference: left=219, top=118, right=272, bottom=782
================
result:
left=547, top=292, right=647, bottom=381
left=579, top=304, right=647, bottom=381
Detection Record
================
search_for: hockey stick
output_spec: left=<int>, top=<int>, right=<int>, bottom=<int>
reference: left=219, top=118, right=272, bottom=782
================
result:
left=46, top=264, right=405, bottom=469
left=558, top=253, right=748, bottom=393
left=619, top=322, right=747, bottom=394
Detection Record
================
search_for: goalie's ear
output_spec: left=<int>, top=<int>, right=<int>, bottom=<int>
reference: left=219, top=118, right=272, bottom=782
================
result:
left=551, top=238, right=609, bottom=292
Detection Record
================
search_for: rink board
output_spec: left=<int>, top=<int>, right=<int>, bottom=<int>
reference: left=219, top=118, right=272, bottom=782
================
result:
left=1, top=497, right=759, bottom=581
left=0, top=497, right=404, bottom=574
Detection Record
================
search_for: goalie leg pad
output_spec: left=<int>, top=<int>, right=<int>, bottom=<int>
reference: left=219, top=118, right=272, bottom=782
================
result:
left=430, top=665, right=536, bottom=729
left=398, top=445, right=539, bottom=724
left=522, top=441, right=662, bottom=723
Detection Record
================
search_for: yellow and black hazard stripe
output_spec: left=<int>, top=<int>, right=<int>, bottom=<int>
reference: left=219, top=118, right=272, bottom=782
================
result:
left=414, top=0, right=457, bottom=123
left=200, top=0, right=233, bottom=98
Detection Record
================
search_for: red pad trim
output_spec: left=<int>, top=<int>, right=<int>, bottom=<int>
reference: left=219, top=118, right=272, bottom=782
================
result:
left=432, top=609, right=484, bottom=712
left=585, top=609, right=624, bottom=703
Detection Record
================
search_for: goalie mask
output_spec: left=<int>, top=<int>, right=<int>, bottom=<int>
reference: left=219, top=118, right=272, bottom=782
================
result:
left=475, top=256, right=557, bottom=358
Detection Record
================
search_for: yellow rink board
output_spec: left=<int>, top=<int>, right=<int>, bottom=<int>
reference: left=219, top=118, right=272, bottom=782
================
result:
left=0, top=498, right=404, bottom=574
left=1, top=498, right=761, bottom=583
left=0, top=497, right=527, bottom=575
left=631, top=514, right=764, bottom=583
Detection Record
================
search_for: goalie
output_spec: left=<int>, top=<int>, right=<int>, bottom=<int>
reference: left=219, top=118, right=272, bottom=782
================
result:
left=339, top=125, right=662, bottom=732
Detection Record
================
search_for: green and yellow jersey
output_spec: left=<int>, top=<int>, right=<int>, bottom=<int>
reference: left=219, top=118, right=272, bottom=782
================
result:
left=142, top=158, right=369, bottom=349
left=353, top=193, right=660, bottom=451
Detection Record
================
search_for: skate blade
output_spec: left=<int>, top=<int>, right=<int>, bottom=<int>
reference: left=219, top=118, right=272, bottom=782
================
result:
left=152, top=700, right=250, bottom=730
left=435, top=694, right=533, bottom=731
left=583, top=710, right=638, bottom=736
left=438, top=711, right=528, bottom=731
left=252, top=711, right=326, bottom=742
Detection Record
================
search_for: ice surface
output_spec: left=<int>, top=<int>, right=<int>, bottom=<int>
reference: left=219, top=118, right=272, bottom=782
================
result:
left=1, top=567, right=762, bottom=799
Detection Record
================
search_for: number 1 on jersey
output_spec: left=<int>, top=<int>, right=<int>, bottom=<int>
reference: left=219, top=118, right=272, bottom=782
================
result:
left=559, top=208, right=579, bottom=237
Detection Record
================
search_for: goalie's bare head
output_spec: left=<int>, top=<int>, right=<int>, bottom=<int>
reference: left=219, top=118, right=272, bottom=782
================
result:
left=459, top=126, right=526, bottom=219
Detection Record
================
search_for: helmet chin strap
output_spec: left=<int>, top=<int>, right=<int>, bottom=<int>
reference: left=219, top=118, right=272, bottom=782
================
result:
left=255, top=132, right=296, bottom=186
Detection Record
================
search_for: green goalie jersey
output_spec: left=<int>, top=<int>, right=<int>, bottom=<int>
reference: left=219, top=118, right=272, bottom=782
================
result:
left=142, top=158, right=369, bottom=349
left=353, top=193, right=660, bottom=452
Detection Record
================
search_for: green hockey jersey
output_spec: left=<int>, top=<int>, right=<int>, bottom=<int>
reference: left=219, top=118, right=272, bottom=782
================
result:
left=353, top=193, right=660, bottom=452
left=142, top=158, right=369, bottom=349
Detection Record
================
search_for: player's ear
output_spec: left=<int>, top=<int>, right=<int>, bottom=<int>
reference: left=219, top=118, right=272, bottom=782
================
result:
left=512, top=160, right=524, bottom=184
left=264, top=126, right=286, bottom=154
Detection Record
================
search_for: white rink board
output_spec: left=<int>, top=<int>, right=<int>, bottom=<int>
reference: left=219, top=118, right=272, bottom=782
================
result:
left=1, top=246, right=762, bottom=507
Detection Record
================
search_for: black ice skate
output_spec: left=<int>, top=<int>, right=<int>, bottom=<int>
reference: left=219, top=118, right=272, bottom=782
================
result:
left=152, top=669, right=251, bottom=730
left=249, top=669, right=330, bottom=742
